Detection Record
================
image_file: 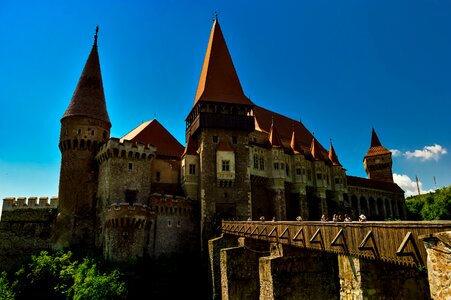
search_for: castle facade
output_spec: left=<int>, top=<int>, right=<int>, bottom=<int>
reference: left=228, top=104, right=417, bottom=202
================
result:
left=0, top=19, right=405, bottom=267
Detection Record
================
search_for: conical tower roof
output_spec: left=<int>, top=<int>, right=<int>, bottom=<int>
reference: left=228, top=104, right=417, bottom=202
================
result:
left=269, top=118, right=282, bottom=148
left=62, top=27, right=110, bottom=125
left=290, top=125, right=301, bottom=153
left=365, top=128, right=391, bottom=157
left=310, top=137, right=323, bottom=161
left=328, top=140, right=341, bottom=166
left=193, top=18, right=253, bottom=106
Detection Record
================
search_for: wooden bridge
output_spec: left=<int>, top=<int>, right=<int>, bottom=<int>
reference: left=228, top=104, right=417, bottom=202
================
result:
left=221, top=220, right=451, bottom=267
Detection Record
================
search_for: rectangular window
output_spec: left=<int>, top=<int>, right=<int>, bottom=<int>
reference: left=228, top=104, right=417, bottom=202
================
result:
left=189, top=164, right=196, bottom=175
left=281, top=163, right=285, bottom=170
left=254, top=155, right=259, bottom=169
left=212, top=136, right=218, bottom=143
left=222, top=160, right=230, bottom=172
left=296, top=168, right=301, bottom=175
left=128, top=163, right=133, bottom=170
left=125, top=190, right=137, bottom=205
left=259, top=158, right=265, bottom=170
left=274, top=162, right=279, bottom=170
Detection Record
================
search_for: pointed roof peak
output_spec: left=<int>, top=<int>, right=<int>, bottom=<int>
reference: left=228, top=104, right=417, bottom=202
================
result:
left=290, top=124, right=300, bottom=153
left=182, top=135, right=198, bottom=157
left=269, top=118, right=282, bottom=148
left=328, top=139, right=341, bottom=166
left=94, top=25, right=99, bottom=46
left=62, top=28, right=110, bottom=125
left=193, top=18, right=253, bottom=106
left=365, top=128, right=391, bottom=157
left=371, top=127, right=382, bottom=147
left=310, top=136, right=322, bottom=160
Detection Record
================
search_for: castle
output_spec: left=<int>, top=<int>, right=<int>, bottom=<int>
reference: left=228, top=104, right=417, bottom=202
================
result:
left=0, top=19, right=406, bottom=268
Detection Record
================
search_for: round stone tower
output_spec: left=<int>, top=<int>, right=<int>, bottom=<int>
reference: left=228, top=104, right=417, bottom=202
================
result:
left=54, top=27, right=111, bottom=249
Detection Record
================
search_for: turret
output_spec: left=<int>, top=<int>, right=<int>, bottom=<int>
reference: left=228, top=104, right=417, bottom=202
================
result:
left=185, top=18, right=254, bottom=251
left=54, top=27, right=111, bottom=249
left=363, top=128, right=393, bottom=183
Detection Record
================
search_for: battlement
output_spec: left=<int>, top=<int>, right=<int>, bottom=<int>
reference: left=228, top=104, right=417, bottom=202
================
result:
left=2, top=196, right=58, bottom=211
left=104, top=202, right=154, bottom=229
left=150, top=193, right=194, bottom=215
left=96, top=137, right=157, bottom=164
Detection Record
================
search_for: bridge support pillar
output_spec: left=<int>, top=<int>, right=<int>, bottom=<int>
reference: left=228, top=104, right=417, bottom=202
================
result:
left=208, top=234, right=240, bottom=299
left=338, top=255, right=430, bottom=300
left=259, top=245, right=339, bottom=300
left=420, top=231, right=451, bottom=300
left=219, top=237, right=269, bottom=300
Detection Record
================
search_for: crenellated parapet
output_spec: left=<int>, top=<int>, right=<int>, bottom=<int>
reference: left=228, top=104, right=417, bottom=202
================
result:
left=2, top=196, right=58, bottom=211
left=150, top=193, right=194, bottom=216
left=104, top=202, right=154, bottom=229
left=96, top=137, right=156, bottom=164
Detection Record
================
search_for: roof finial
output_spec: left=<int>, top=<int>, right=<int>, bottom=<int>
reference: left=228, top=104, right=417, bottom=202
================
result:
left=213, top=11, right=218, bottom=21
left=94, top=25, right=99, bottom=45
left=330, top=138, right=332, bottom=145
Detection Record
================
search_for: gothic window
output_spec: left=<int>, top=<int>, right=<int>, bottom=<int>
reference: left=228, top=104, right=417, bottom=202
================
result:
left=167, top=220, right=172, bottom=227
left=296, top=168, right=301, bottom=176
left=222, top=160, right=230, bottom=172
left=254, top=155, right=259, bottom=169
left=125, top=190, right=137, bottom=205
left=189, top=164, right=196, bottom=175
left=274, top=162, right=279, bottom=170
left=259, top=157, right=265, bottom=170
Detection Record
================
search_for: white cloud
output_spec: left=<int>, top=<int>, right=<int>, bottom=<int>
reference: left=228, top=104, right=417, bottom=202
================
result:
left=393, top=173, right=434, bottom=197
left=404, top=144, right=447, bottom=161
left=390, top=149, right=402, bottom=157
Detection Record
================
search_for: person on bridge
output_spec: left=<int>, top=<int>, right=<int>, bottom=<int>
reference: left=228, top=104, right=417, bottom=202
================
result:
left=344, top=214, right=352, bottom=222
left=359, top=214, right=367, bottom=222
left=321, top=214, right=328, bottom=222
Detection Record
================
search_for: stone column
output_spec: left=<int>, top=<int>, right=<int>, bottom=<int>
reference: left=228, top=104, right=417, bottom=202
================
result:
left=208, top=234, right=239, bottom=300
left=338, top=255, right=430, bottom=300
left=420, top=231, right=451, bottom=300
left=220, top=237, right=269, bottom=300
left=259, top=244, right=339, bottom=300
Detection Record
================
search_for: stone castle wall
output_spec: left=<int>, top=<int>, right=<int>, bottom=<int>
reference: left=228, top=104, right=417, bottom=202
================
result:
left=0, top=197, right=58, bottom=271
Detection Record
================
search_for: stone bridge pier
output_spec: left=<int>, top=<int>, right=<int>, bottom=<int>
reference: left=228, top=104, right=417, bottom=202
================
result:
left=209, top=234, right=436, bottom=300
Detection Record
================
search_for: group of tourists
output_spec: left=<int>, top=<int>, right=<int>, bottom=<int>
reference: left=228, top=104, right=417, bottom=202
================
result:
left=320, top=213, right=367, bottom=222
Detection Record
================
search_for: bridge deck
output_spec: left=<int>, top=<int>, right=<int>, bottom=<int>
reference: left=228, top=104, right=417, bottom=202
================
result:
left=221, top=220, right=451, bottom=267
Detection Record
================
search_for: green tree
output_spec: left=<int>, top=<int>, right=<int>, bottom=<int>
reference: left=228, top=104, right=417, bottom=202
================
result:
left=0, top=271, right=15, bottom=300
left=406, top=186, right=451, bottom=220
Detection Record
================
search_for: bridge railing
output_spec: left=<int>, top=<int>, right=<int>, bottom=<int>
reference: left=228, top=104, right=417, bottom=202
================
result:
left=221, top=220, right=451, bottom=267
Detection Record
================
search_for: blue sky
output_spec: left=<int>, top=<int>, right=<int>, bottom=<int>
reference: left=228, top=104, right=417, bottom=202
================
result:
left=1, top=0, right=450, bottom=212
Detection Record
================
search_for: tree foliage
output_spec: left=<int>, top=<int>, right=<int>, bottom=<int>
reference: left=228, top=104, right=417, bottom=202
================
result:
left=11, top=250, right=127, bottom=300
left=0, top=272, right=15, bottom=300
left=405, top=186, right=451, bottom=220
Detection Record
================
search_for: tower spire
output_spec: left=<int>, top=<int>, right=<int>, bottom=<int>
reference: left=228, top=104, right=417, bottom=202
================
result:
left=193, top=18, right=253, bottom=106
left=62, top=27, right=110, bottom=125
left=94, top=25, right=99, bottom=46
left=328, top=138, right=341, bottom=166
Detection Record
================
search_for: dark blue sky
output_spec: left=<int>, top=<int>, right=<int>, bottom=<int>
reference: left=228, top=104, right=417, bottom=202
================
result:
left=1, top=0, right=450, bottom=205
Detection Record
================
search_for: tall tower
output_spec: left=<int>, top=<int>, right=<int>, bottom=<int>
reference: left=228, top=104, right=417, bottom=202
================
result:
left=54, top=27, right=111, bottom=249
left=185, top=18, right=254, bottom=251
left=363, top=128, right=393, bottom=182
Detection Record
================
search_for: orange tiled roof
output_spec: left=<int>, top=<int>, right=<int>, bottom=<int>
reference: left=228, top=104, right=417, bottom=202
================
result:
left=182, top=136, right=198, bottom=157
left=253, top=106, right=328, bottom=159
left=62, top=35, right=110, bottom=124
left=365, top=128, right=391, bottom=157
left=216, top=140, right=234, bottom=151
left=346, top=175, right=404, bottom=194
left=121, top=119, right=184, bottom=158
left=193, top=19, right=253, bottom=107
left=329, top=143, right=341, bottom=166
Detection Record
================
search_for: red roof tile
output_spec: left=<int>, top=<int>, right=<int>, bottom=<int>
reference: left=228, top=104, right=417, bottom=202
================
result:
left=216, top=140, right=234, bottom=151
left=253, top=106, right=328, bottom=158
left=121, top=119, right=184, bottom=158
left=62, top=33, right=110, bottom=124
left=193, top=19, right=253, bottom=106
left=346, top=175, right=404, bottom=194
left=365, top=128, right=391, bottom=157
left=182, top=136, right=198, bottom=157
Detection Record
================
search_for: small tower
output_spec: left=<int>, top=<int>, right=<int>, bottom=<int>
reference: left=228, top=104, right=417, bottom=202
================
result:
left=363, top=128, right=393, bottom=182
left=54, top=27, right=111, bottom=249
left=185, top=18, right=254, bottom=251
